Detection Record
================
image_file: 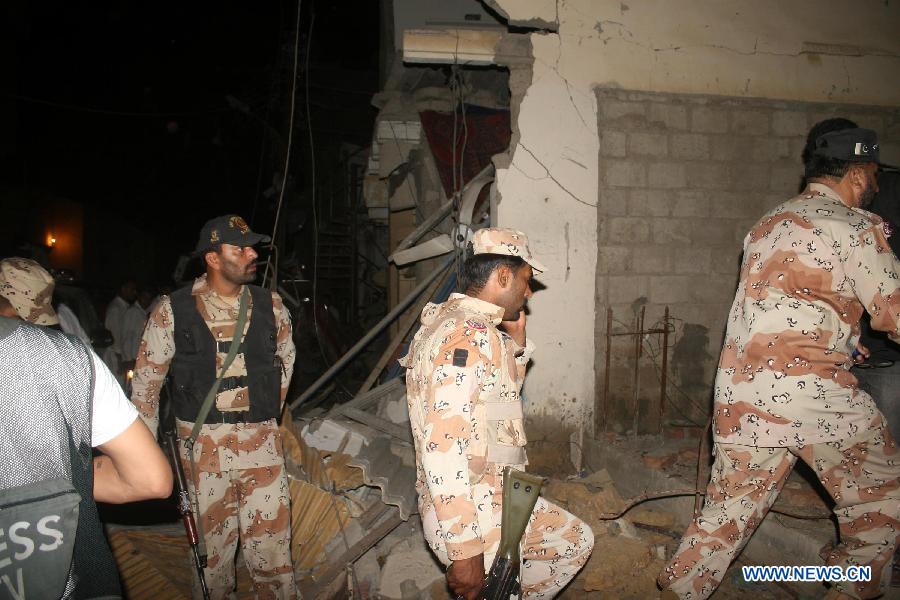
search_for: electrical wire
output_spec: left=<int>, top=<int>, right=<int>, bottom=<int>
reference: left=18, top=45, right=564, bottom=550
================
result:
left=263, top=0, right=303, bottom=287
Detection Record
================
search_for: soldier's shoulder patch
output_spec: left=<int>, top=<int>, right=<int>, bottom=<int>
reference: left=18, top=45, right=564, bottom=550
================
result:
left=465, top=319, right=486, bottom=331
left=452, top=348, right=469, bottom=367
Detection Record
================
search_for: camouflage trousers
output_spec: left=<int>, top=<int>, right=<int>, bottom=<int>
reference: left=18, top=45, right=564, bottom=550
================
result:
left=188, top=464, right=295, bottom=600
left=423, top=494, right=594, bottom=597
left=658, top=418, right=900, bottom=599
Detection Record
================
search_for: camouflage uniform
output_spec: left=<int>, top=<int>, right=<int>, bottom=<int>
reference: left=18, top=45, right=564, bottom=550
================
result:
left=659, top=183, right=900, bottom=599
left=132, top=274, right=296, bottom=600
left=402, top=229, right=593, bottom=598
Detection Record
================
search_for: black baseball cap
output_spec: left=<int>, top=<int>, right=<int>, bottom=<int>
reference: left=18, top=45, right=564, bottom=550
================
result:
left=813, top=127, right=881, bottom=164
left=194, top=215, right=271, bottom=254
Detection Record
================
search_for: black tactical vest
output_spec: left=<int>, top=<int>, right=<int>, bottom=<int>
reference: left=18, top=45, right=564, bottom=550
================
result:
left=169, top=284, right=281, bottom=423
left=0, top=317, right=121, bottom=599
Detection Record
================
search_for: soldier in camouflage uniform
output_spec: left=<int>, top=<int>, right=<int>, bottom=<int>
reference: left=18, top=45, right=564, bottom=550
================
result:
left=658, top=123, right=900, bottom=600
left=131, top=215, right=296, bottom=600
left=402, top=228, right=594, bottom=599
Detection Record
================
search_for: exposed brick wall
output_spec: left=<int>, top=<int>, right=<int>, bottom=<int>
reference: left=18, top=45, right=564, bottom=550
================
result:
left=594, top=88, right=900, bottom=434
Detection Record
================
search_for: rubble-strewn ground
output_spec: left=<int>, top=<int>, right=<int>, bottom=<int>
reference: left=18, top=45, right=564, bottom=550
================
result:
left=541, top=477, right=796, bottom=599
left=106, top=404, right=892, bottom=599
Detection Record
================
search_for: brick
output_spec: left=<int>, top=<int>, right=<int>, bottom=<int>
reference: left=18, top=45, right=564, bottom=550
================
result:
left=772, top=111, right=808, bottom=136
left=597, top=245, right=632, bottom=274
left=627, top=132, right=668, bottom=157
left=673, top=190, right=711, bottom=217
left=712, top=248, right=744, bottom=275
left=788, top=138, right=807, bottom=161
left=649, top=275, right=692, bottom=304
left=601, top=100, right=647, bottom=121
left=651, top=218, right=692, bottom=245
left=670, top=133, right=710, bottom=160
left=881, top=142, right=900, bottom=167
left=600, top=130, right=627, bottom=158
left=685, top=163, right=731, bottom=189
left=730, top=110, right=770, bottom=135
left=750, top=137, right=791, bottom=162
left=736, top=164, right=772, bottom=191
left=629, top=189, right=671, bottom=217
left=598, top=188, right=629, bottom=216
left=691, top=275, right=739, bottom=304
left=807, top=108, right=841, bottom=128
left=604, top=160, right=646, bottom=187
left=691, top=219, right=736, bottom=246
left=846, top=113, right=885, bottom=133
left=709, top=135, right=755, bottom=161
left=607, top=274, right=649, bottom=304
left=691, top=107, right=728, bottom=133
left=649, top=103, right=688, bottom=130
left=608, top=217, right=651, bottom=244
left=632, top=245, right=671, bottom=273
left=770, top=164, right=803, bottom=192
left=884, top=122, right=900, bottom=143
left=648, top=162, right=687, bottom=189
left=673, top=248, right=711, bottom=274
left=710, top=191, right=762, bottom=219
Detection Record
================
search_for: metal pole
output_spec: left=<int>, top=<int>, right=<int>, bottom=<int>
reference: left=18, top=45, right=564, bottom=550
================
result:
left=632, top=306, right=644, bottom=439
left=357, top=266, right=452, bottom=395
left=288, top=255, right=455, bottom=410
left=603, top=307, right=612, bottom=433
left=659, top=306, right=670, bottom=431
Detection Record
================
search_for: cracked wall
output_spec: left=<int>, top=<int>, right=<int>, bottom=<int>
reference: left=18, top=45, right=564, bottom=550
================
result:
left=486, top=0, right=900, bottom=435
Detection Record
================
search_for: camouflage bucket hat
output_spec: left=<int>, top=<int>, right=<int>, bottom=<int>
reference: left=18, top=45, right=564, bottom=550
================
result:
left=0, top=258, right=59, bottom=326
left=471, top=227, right=547, bottom=273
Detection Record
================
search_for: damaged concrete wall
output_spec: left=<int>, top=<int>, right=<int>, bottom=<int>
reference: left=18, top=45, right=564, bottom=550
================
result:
left=488, top=0, right=900, bottom=435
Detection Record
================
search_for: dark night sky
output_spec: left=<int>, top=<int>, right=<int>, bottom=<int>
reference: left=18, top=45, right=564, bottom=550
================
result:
left=3, top=1, right=380, bottom=286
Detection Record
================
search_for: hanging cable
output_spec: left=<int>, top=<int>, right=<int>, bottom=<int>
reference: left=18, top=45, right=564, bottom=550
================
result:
left=263, top=0, right=303, bottom=288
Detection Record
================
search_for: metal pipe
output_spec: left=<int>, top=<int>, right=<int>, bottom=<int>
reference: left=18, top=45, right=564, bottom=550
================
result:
left=660, top=306, right=670, bottom=430
left=632, top=306, right=644, bottom=439
left=288, top=255, right=455, bottom=410
left=603, top=307, right=612, bottom=433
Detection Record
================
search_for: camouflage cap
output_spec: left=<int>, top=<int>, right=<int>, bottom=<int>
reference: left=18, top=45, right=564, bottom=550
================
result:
left=813, top=127, right=880, bottom=164
left=195, top=214, right=271, bottom=254
left=471, top=227, right=547, bottom=273
left=0, top=258, right=59, bottom=326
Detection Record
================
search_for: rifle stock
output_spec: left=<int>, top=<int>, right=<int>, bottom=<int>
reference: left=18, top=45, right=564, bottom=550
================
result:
left=165, top=431, right=210, bottom=600
left=457, top=468, right=545, bottom=600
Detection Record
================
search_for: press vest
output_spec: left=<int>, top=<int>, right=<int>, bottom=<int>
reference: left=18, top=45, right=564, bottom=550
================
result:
left=169, top=285, right=281, bottom=423
left=0, top=317, right=121, bottom=599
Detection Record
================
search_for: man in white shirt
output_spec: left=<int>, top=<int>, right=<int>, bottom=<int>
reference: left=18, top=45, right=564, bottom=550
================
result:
left=104, top=279, right=137, bottom=384
left=120, top=284, right=155, bottom=375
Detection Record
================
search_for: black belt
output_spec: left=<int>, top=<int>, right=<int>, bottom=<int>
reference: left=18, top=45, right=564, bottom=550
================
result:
left=220, top=375, right=248, bottom=391
left=215, top=410, right=251, bottom=424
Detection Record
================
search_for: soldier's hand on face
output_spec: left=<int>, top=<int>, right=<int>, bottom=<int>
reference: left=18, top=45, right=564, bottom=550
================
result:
left=447, top=554, right=484, bottom=600
left=500, top=309, right=527, bottom=347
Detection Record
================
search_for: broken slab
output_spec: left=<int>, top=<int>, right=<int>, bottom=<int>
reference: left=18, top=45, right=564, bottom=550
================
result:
left=377, top=535, right=447, bottom=600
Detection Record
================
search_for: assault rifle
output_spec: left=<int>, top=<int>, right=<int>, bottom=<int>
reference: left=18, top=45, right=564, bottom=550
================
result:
left=457, top=468, right=545, bottom=600
left=165, top=431, right=210, bottom=600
